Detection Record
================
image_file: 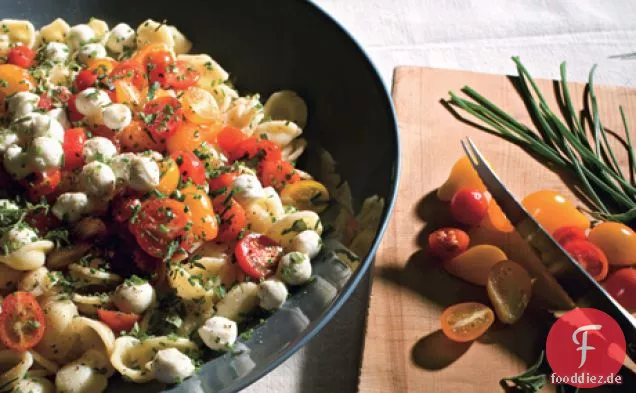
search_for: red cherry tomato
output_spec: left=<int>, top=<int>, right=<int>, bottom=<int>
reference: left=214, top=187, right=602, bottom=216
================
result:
left=235, top=233, right=283, bottom=279
left=208, top=171, right=238, bottom=200
left=37, top=92, right=53, bottom=110
left=230, top=137, right=282, bottom=163
left=603, top=268, right=636, bottom=312
left=170, top=150, right=206, bottom=185
left=97, top=309, right=140, bottom=334
left=216, top=126, right=248, bottom=154
left=73, top=69, right=98, bottom=92
left=26, top=169, right=61, bottom=202
left=112, top=196, right=142, bottom=223
left=66, top=95, right=84, bottom=122
left=145, top=50, right=173, bottom=70
left=258, top=160, right=300, bottom=191
left=563, top=239, right=609, bottom=281
left=25, top=209, right=60, bottom=235
left=428, top=228, right=470, bottom=260
left=142, top=97, right=184, bottom=142
left=62, top=127, right=87, bottom=170
left=553, top=226, right=587, bottom=247
left=0, top=292, right=46, bottom=351
left=164, top=61, right=200, bottom=90
left=7, top=46, right=36, bottom=69
left=450, top=188, right=489, bottom=226
left=215, top=198, right=248, bottom=243
left=110, top=60, right=147, bottom=90
left=129, top=199, right=189, bottom=258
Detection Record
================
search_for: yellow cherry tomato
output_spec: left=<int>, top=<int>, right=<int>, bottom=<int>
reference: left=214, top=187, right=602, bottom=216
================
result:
left=487, top=260, right=532, bottom=324
left=181, top=86, right=220, bottom=124
left=117, top=120, right=165, bottom=153
left=437, top=156, right=487, bottom=201
left=280, top=179, right=330, bottom=213
left=444, top=244, right=508, bottom=286
left=182, top=184, right=218, bottom=241
left=588, top=222, right=636, bottom=266
left=482, top=199, right=514, bottom=233
left=166, top=121, right=220, bottom=154
left=156, top=158, right=180, bottom=196
left=0, top=64, right=35, bottom=106
left=440, top=302, right=495, bottom=342
left=86, top=58, right=117, bottom=77
left=521, top=190, right=590, bottom=234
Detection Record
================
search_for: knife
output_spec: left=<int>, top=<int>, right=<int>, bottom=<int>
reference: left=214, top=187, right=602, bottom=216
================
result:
left=461, top=137, right=636, bottom=360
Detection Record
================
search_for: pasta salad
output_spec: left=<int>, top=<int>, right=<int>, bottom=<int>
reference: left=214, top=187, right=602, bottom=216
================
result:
left=0, top=17, right=375, bottom=393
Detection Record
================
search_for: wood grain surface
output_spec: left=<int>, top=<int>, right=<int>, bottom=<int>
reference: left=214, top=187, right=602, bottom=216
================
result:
left=359, top=67, right=636, bottom=393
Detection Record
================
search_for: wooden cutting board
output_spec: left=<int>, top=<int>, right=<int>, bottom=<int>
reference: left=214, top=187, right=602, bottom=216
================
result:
left=359, top=67, right=636, bottom=392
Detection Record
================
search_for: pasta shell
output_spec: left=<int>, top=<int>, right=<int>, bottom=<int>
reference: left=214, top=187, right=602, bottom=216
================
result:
left=18, top=266, right=58, bottom=297
left=264, top=90, right=308, bottom=128
left=168, top=263, right=220, bottom=300
left=281, top=137, right=307, bottom=163
left=29, top=350, right=59, bottom=375
left=224, top=96, right=264, bottom=131
left=87, top=18, right=109, bottom=43
left=252, top=120, right=302, bottom=147
left=39, top=18, right=70, bottom=43
left=136, top=19, right=174, bottom=49
left=245, top=187, right=286, bottom=234
left=72, top=293, right=112, bottom=316
left=0, top=350, right=33, bottom=392
left=11, top=376, right=54, bottom=393
left=177, top=53, right=229, bottom=88
left=0, top=19, right=36, bottom=48
left=266, top=211, right=323, bottom=247
left=215, top=282, right=259, bottom=322
left=34, top=300, right=79, bottom=361
left=71, top=317, right=116, bottom=356
left=170, top=25, right=192, bottom=54
left=0, top=240, right=54, bottom=271
left=209, top=84, right=239, bottom=112
left=68, top=260, right=123, bottom=288
left=46, top=242, right=91, bottom=269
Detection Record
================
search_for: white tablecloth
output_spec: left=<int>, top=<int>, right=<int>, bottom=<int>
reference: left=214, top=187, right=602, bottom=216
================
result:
left=245, top=1, right=636, bottom=392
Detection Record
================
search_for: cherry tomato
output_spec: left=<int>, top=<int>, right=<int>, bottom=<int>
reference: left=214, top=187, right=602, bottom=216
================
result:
left=117, top=120, right=165, bottom=153
left=166, top=122, right=218, bottom=154
left=235, top=233, right=283, bottom=279
left=129, top=199, right=189, bottom=258
left=156, top=158, right=180, bottom=196
left=444, top=244, right=508, bottom=286
left=112, top=196, right=142, bottom=223
left=142, top=97, right=184, bottom=141
left=0, top=64, right=35, bottom=105
left=428, top=228, right=470, bottom=260
left=66, top=94, right=84, bottom=122
left=486, top=261, right=532, bottom=324
left=25, top=210, right=60, bottom=235
left=208, top=171, right=238, bottom=202
left=132, top=246, right=162, bottom=275
left=230, top=137, right=282, bottom=163
left=164, top=61, right=200, bottom=90
left=26, top=169, right=61, bottom=202
left=603, top=268, right=636, bottom=312
left=37, top=92, right=53, bottom=110
left=0, top=292, right=46, bottom=351
left=7, top=46, right=36, bottom=69
left=553, top=226, right=587, bottom=247
left=170, top=150, right=206, bottom=185
left=588, top=222, right=636, bottom=266
left=110, top=60, right=147, bottom=90
left=97, top=309, right=140, bottom=334
left=145, top=50, right=173, bottom=71
left=258, top=160, right=300, bottom=191
left=182, top=185, right=218, bottom=241
left=73, top=69, right=98, bottom=92
left=216, top=126, right=247, bottom=154
left=440, top=302, right=495, bottom=342
left=522, top=190, right=590, bottom=234
left=450, top=188, right=488, bottom=226
left=62, top=127, right=87, bottom=170
left=86, top=58, right=117, bottom=78
left=215, top=198, right=248, bottom=243
left=563, top=239, right=609, bottom=281
left=47, top=86, right=72, bottom=108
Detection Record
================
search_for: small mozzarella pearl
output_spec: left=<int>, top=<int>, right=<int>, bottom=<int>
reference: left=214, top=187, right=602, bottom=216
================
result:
left=29, top=137, right=64, bottom=171
left=67, top=24, right=96, bottom=49
left=43, top=42, right=70, bottom=63
left=102, top=103, right=132, bottom=130
left=76, top=43, right=107, bottom=64
left=75, top=88, right=111, bottom=117
left=82, top=137, right=117, bottom=163
left=106, top=23, right=135, bottom=53
left=79, top=161, right=116, bottom=197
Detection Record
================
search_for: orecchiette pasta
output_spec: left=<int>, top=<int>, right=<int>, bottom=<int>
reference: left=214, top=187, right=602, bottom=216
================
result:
left=245, top=187, right=286, bottom=234
left=281, top=137, right=308, bottom=163
left=72, top=293, right=112, bottom=316
left=0, top=19, right=37, bottom=48
left=177, top=53, right=229, bottom=87
left=18, top=266, right=58, bottom=297
left=167, top=263, right=221, bottom=300
left=38, top=18, right=70, bottom=43
left=0, top=240, right=54, bottom=271
left=87, top=18, right=109, bottom=43
left=224, top=96, right=264, bottom=130
left=169, top=25, right=191, bottom=54
left=0, top=350, right=33, bottom=392
left=34, top=299, right=79, bottom=361
left=68, top=260, right=123, bottom=288
left=252, top=120, right=302, bottom=147
left=215, top=282, right=259, bottom=322
left=266, top=210, right=323, bottom=247
left=30, top=350, right=60, bottom=375
left=136, top=19, right=174, bottom=49
left=264, top=90, right=308, bottom=128
left=11, top=376, right=55, bottom=393
left=210, top=84, right=239, bottom=112
left=71, top=317, right=116, bottom=355
left=55, top=351, right=111, bottom=393
left=46, top=243, right=92, bottom=270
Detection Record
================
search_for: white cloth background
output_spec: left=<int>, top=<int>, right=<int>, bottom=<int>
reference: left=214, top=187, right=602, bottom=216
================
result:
left=244, top=1, right=636, bottom=392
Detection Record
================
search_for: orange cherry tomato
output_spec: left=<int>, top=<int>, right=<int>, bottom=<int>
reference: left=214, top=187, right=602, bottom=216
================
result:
left=486, top=261, right=532, bottom=324
left=444, top=244, right=508, bottom=286
left=563, top=239, right=609, bottom=281
left=97, top=309, right=140, bottom=334
left=0, top=64, right=36, bottom=105
left=437, top=156, right=487, bottom=201
left=230, top=137, right=282, bottom=163
left=215, top=198, right=248, bottom=243
left=440, top=302, right=495, bottom=342
left=110, top=60, right=147, bottom=90
left=482, top=199, right=514, bottom=233
left=166, top=122, right=218, bottom=154
left=157, top=158, right=180, bottom=196
left=428, top=228, right=470, bottom=260
left=0, top=292, right=46, bottom=351
left=117, top=120, right=165, bottom=153
left=522, top=190, right=590, bottom=234
left=129, top=199, right=189, bottom=258
left=182, top=184, right=218, bottom=241
left=86, top=58, right=118, bottom=77
left=588, top=222, right=636, bottom=266
left=450, top=188, right=488, bottom=225
left=235, top=233, right=283, bottom=280
left=553, top=226, right=586, bottom=247
left=258, top=160, right=300, bottom=191
left=603, top=268, right=636, bottom=312
left=113, top=80, right=143, bottom=109
left=216, top=126, right=248, bottom=154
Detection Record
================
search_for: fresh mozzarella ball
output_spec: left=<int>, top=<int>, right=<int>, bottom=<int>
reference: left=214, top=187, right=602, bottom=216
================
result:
left=12, top=377, right=55, bottom=393
left=7, top=92, right=40, bottom=118
left=0, top=199, right=19, bottom=210
left=76, top=43, right=107, bottom=63
left=109, top=152, right=136, bottom=184
left=79, top=161, right=116, bottom=197
left=198, top=316, right=238, bottom=352
left=150, top=348, right=195, bottom=384
left=102, top=103, right=132, bottom=130
left=31, top=113, right=65, bottom=142
left=3, top=144, right=31, bottom=179
left=47, top=107, right=71, bottom=129
left=82, top=136, right=117, bottom=163
left=112, top=278, right=156, bottom=314
left=277, top=251, right=312, bottom=285
left=29, top=136, right=64, bottom=170
left=51, top=192, right=92, bottom=222
left=75, top=88, right=111, bottom=117
left=55, top=362, right=107, bottom=393
left=1, top=225, right=38, bottom=253
left=258, top=279, right=288, bottom=310
left=67, top=24, right=96, bottom=49
left=52, top=192, right=91, bottom=222
left=0, top=130, right=18, bottom=153
left=290, top=230, right=323, bottom=258
left=232, top=174, right=265, bottom=205
left=106, top=23, right=135, bottom=53
left=128, top=156, right=160, bottom=192
left=43, top=42, right=71, bottom=63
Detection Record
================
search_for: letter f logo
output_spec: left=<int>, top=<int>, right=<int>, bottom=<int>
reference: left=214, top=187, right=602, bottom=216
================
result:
left=572, top=324, right=602, bottom=368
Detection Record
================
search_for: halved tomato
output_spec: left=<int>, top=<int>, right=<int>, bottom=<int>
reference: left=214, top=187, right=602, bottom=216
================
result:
left=129, top=199, right=189, bottom=258
left=97, top=309, right=140, bottom=334
left=235, top=233, right=283, bottom=280
left=0, top=292, right=46, bottom=351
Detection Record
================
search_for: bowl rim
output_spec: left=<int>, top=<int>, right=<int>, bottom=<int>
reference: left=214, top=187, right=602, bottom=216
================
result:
left=217, top=1, right=401, bottom=391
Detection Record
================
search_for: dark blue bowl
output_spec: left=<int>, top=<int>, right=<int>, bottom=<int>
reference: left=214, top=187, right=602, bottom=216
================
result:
left=8, top=0, right=399, bottom=391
